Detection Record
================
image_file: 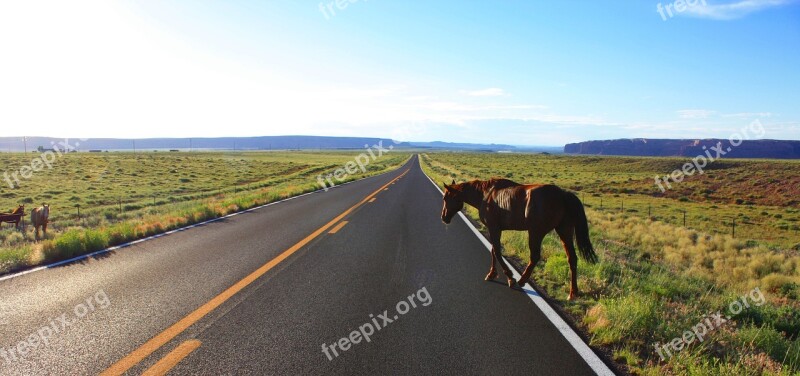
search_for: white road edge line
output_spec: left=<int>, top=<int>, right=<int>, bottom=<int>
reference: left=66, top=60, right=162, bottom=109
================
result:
left=420, top=161, right=615, bottom=376
left=0, top=158, right=412, bottom=283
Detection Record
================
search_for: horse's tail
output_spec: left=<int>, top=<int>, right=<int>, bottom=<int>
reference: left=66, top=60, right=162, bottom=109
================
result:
left=564, top=191, right=598, bottom=264
left=31, top=209, right=38, bottom=226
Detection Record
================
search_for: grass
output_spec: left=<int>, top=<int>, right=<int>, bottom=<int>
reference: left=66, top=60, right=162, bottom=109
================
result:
left=0, top=150, right=410, bottom=274
left=420, top=152, right=800, bottom=375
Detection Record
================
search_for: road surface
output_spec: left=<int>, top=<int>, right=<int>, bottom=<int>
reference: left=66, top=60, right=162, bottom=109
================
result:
left=0, top=155, right=611, bottom=375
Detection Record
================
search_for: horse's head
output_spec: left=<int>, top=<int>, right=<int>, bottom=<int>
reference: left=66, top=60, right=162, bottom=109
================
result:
left=441, top=180, right=464, bottom=224
left=42, top=204, right=50, bottom=217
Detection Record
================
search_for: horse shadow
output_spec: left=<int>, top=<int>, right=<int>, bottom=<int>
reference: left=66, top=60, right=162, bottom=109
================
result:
left=487, top=279, right=542, bottom=297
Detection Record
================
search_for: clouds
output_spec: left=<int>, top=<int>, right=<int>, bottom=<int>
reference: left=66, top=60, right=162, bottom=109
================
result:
left=677, top=109, right=717, bottom=119
left=0, top=1, right=797, bottom=146
left=460, top=88, right=508, bottom=97
left=682, top=0, right=796, bottom=20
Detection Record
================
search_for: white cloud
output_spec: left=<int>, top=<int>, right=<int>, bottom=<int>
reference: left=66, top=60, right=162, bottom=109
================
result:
left=460, top=88, right=508, bottom=97
left=683, top=0, right=795, bottom=20
left=722, top=112, right=773, bottom=118
left=677, top=109, right=717, bottom=119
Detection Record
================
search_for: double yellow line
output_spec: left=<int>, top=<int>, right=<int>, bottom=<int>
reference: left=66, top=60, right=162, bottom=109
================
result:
left=101, top=169, right=408, bottom=375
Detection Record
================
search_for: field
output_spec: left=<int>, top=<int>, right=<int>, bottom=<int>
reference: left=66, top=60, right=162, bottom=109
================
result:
left=420, top=152, right=800, bottom=375
left=0, top=151, right=410, bottom=275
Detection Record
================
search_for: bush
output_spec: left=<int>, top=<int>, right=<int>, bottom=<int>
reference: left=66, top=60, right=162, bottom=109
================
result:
left=48, top=229, right=86, bottom=260
left=736, top=304, right=800, bottom=340
left=585, top=293, right=660, bottom=346
left=735, top=325, right=794, bottom=366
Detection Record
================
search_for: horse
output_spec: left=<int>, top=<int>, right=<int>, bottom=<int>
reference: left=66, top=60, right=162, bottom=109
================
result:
left=0, top=205, right=24, bottom=230
left=31, top=204, right=50, bottom=241
left=440, top=178, right=597, bottom=300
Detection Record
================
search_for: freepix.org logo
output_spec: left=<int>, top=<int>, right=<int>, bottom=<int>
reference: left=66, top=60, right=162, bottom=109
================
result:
left=3, top=138, right=86, bottom=189
left=316, top=140, right=393, bottom=191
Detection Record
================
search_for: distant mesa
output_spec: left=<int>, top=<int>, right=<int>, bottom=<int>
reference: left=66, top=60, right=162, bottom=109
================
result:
left=0, top=136, right=556, bottom=153
left=564, top=139, right=800, bottom=159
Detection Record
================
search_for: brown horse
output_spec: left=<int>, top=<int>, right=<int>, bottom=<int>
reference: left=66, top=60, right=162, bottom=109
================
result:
left=441, top=178, right=597, bottom=300
left=31, top=204, right=50, bottom=241
left=0, top=205, right=25, bottom=230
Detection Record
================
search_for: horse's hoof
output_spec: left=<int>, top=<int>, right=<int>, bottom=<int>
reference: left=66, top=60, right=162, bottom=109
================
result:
left=568, top=292, right=578, bottom=301
left=484, top=273, right=497, bottom=281
left=516, top=278, right=527, bottom=287
left=507, top=279, right=517, bottom=288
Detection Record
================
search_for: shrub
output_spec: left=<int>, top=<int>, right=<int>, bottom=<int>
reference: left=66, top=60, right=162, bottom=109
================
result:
left=585, top=293, right=660, bottom=346
left=735, top=325, right=795, bottom=367
left=48, top=229, right=85, bottom=260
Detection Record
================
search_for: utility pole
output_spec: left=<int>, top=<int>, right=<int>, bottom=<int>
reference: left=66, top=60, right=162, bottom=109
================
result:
left=190, top=138, right=193, bottom=152
left=133, top=140, right=136, bottom=155
left=23, top=136, right=27, bottom=153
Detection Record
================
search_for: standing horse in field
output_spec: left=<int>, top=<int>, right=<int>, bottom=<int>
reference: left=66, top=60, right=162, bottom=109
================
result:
left=441, top=179, right=597, bottom=300
left=0, top=205, right=24, bottom=230
left=31, top=204, right=50, bottom=241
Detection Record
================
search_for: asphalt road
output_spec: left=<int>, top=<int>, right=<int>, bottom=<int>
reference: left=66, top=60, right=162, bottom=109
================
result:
left=0, top=155, right=608, bottom=375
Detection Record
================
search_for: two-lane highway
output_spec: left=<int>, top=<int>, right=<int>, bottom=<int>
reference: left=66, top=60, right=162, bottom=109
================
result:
left=1, top=155, right=608, bottom=375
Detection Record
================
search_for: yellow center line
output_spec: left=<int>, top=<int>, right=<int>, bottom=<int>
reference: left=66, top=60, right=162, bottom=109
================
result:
left=368, top=198, right=376, bottom=203
left=141, top=340, right=202, bottom=376
left=100, top=169, right=409, bottom=376
left=328, top=221, right=349, bottom=234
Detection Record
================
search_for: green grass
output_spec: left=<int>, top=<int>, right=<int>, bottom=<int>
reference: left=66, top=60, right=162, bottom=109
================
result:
left=0, top=150, right=410, bottom=274
left=420, top=152, right=800, bottom=375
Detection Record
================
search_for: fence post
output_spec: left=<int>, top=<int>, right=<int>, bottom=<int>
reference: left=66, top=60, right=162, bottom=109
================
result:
left=648, top=204, right=651, bottom=218
left=683, top=210, right=686, bottom=227
left=732, top=218, right=736, bottom=238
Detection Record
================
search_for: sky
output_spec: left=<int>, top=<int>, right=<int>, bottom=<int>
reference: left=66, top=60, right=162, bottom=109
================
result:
left=0, top=0, right=798, bottom=146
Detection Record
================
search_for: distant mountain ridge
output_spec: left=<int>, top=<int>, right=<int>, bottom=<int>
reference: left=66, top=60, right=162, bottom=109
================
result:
left=0, top=135, right=529, bottom=152
left=0, top=136, right=405, bottom=152
left=564, top=139, right=800, bottom=159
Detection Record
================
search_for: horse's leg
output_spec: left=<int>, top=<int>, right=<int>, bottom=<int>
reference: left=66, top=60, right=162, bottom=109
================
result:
left=556, top=224, right=580, bottom=300
left=489, top=229, right=515, bottom=288
left=485, top=246, right=498, bottom=281
left=518, top=230, right=545, bottom=286
left=43, top=222, right=47, bottom=238
left=485, top=225, right=498, bottom=281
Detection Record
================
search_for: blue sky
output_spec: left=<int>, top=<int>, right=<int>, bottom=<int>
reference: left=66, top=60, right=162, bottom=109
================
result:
left=0, top=1, right=798, bottom=146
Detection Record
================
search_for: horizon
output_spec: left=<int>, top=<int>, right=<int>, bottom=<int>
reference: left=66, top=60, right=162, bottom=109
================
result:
left=1, top=1, right=799, bottom=145
left=0, top=134, right=798, bottom=150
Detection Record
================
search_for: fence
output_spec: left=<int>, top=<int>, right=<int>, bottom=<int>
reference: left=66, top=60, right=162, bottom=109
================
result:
left=579, top=193, right=751, bottom=238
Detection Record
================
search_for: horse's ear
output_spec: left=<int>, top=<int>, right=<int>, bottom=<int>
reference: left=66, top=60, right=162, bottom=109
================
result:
left=442, top=182, right=450, bottom=191
left=451, top=179, right=456, bottom=185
